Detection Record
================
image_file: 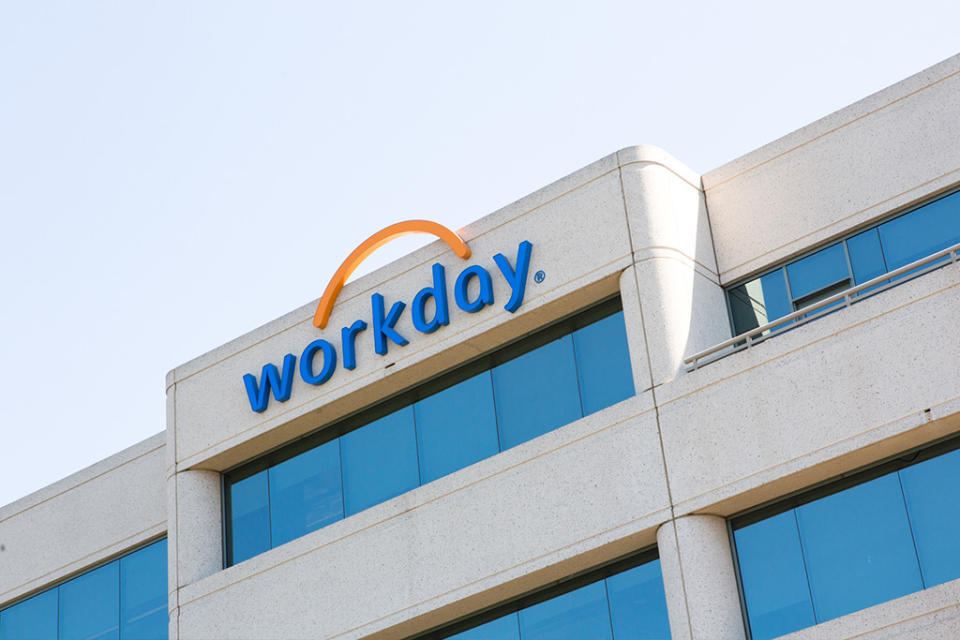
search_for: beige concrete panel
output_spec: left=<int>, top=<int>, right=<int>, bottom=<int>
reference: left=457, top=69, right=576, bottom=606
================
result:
left=175, top=394, right=671, bottom=639
left=172, top=166, right=634, bottom=470
left=617, top=153, right=729, bottom=386
left=618, top=266, right=654, bottom=392
left=704, top=55, right=960, bottom=283
left=619, top=152, right=717, bottom=280
left=779, top=577, right=960, bottom=640
left=0, top=434, right=166, bottom=606
left=657, top=262, right=960, bottom=517
left=657, top=516, right=745, bottom=640
left=631, top=258, right=729, bottom=387
left=173, top=469, right=222, bottom=588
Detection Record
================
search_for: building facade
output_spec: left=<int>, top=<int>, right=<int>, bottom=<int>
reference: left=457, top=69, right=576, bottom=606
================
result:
left=2, top=54, right=960, bottom=639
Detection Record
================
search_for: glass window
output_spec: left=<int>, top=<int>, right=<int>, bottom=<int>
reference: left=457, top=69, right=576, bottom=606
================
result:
left=796, top=473, right=923, bottom=622
left=786, top=243, right=850, bottom=307
left=0, top=540, right=167, bottom=640
left=228, top=469, right=271, bottom=565
left=492, top=335, right=582, bottom=450
left=734, top=511, right=815, bottom=640
left=448, top=614, right=520, bottom=639
left=225, top=300, right=635, bottom=564
left=518, top=581, right=613, bottom=640
left=59, top=561, right=120, bottom=640
left=0, top=589, right=58, bottom=640
left=899, top=448, right=960, bottom=587
left=572, top=311, right=635, bottom=416
left=269, top=440, right=343, bottom=547
left=878, top=190, right=960, bottom=270
left=606, top=560, right=671, bottom=640
left=120, top=540, right=168, bottom=640
left=846, top=228, right=887, bottom=285
left=728, top=269, right=792, bottom=335
left=341, top=406, right=420, bottom=517
left=415, top=371, right=500, bottom=484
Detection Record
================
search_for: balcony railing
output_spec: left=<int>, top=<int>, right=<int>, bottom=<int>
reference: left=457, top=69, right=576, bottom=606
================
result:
left=684, top=241, right=960, bottom=371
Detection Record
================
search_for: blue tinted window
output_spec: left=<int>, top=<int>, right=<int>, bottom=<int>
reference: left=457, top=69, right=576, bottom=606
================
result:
left=415, top=371, right=500, bottom=483
left=229, top=470, right=271, bottom=564
left=900, top=448, right=960, bottom=587
left=878, top=191, right=960, bottom=270
left=786, top=243, right=849, bottom=303
left=0, top=589, right=58, bottom=640
left=448, top=614, right=520, bottom=639
left=734, top=511, right=815, bottom=639
left=846, top=228, right=887, bottom=285
left=59, top=561, right=120, bottom=640
left=572, top=312, right=635, bottom=416
left=728, top=269, right=792, bottom=335
left=796, top=473, right=922, bottom=622
left=492, top=335, right=582, bottom=450
left=226, top=302, right=635, bottom=564
left=341, top=406, right=420, bottom=516
left=606, top=559, right=671, bottom=640
left=519, top=581, right=612, bottom=640
left=120, top=540, right=168, bottom=640
left=0, top=541, right=166, bottom=640
left=269, top=440, right=343, bottom=547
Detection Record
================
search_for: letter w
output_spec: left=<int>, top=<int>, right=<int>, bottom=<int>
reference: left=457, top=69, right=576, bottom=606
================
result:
left=243, top=354, right=297, bottom=413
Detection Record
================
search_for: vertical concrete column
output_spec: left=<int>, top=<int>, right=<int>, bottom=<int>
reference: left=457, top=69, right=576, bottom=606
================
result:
left=166, top=376, right=223, bottom=640
left=173, top=469, right=223, bottom=586
left=617, top=147, right=730, bottom=386
left=657, top=515, right=745, bottom=640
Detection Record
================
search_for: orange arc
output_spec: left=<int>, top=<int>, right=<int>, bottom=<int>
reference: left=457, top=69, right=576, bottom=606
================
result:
left=313, top=220, right=471, bottom=329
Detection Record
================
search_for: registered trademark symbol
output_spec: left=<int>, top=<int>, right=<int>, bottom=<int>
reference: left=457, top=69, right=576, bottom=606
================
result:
left=534, top=270, right=546, bottom=284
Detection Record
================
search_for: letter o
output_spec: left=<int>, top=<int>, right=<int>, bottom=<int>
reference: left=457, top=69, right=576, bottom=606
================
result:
left=300, top=339, right=337, bottom=385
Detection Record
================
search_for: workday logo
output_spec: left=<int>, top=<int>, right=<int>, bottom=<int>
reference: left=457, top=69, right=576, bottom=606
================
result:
left=244, top=220, right=534, bottom=413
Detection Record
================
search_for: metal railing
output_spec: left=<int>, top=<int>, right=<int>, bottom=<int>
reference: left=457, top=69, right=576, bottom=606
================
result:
left=684, top=241, right=960, bottom=371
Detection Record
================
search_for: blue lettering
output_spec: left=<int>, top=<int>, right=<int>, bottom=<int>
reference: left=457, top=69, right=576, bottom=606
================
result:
left=300, top=339, right=337, bottom=385
left=341, top=320, right=367, bottom=370
left=371, top=293, right=408, bottom=355
left=243, top=354, right=297, bottom=413
left=411, top=264, right=450, bottom=333
left=493, top=241, right=532, bottom=313
left=454, top=265, right=494, bottom=312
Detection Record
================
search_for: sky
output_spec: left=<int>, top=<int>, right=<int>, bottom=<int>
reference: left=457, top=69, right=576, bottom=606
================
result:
left=1, top=1, right=958, bottom=507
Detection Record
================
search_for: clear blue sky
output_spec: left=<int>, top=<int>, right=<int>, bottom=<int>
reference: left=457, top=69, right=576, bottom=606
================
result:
left=1, top=1, right=958, bottom=506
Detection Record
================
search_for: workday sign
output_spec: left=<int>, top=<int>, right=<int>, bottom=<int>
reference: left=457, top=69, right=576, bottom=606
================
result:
left=244, top=220, right=534, bottom=413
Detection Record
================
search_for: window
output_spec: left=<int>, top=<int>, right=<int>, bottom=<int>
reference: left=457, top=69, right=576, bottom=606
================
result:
left=732, top=441, right=960, bottom=639
left=412, top=551, right=670, bottom=640
left=224, top=298, right=636, bottom=566
left=727, top=188, right=960, bottom=336
left=0, top=539, right=168, bottom=640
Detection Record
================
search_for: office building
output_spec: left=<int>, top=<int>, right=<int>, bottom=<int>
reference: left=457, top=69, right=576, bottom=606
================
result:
left=2, top=53, right=959, bottom=639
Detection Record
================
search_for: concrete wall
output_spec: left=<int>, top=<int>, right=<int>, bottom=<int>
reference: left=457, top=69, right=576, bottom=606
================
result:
left=0, top=433, right=166, bottom=608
